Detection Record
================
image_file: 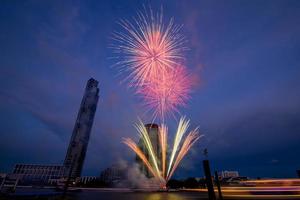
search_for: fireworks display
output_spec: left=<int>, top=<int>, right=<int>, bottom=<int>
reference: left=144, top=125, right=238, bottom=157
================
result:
left=113, top=7, right=202, bottom=188
left=113, top=7, right=193, bottom=121
left=122, top=117, right=203, bottom=185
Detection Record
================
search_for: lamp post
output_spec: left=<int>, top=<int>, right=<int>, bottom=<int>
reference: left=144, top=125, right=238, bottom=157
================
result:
left=202, top=149, right=216, bottom=200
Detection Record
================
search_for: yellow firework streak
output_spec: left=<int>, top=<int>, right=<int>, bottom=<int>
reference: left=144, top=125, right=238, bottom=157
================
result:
left=167, top=130, right=203, bottom=181
left=166, top=116, right=190, bottom=177
left=122, top=138, right=159, bottom=179
left=135, top=119, right=162, bottom=179
left=158, top=124, right=168, bottom=178
left=122, top=117, right=203, bottom=186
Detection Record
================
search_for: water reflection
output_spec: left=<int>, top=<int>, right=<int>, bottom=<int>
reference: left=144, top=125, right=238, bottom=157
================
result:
left=145, top=193, right=187, bottom=200
left=71, top=191, right=205, bottom=200
left=0, top=191, right=207, bottom=200
left=73, top=192, right=203, bottom=200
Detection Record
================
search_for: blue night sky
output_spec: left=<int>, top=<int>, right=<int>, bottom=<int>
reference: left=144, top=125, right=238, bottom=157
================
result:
left=0, top=0, right=300, bottom=179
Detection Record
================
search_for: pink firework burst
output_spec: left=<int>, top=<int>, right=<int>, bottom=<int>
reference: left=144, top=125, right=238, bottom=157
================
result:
left=112, top=8, right=187, bottom=88
left=112, top=7, right=196, bottom=121
left=138, top=65, right=193, bottom=120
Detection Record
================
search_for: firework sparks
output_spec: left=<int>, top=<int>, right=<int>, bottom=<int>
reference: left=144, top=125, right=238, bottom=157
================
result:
left=166, top=116, right=190, bottom=177
left=122, top=138, right=159, bottom=179
left=113, top=8, right=193, bottom=121
left=135, top=119, right=161, bottom=178
left=167, top=130, right=203, bottom=181
left=114, top=7, right=202, bottom=188
left=123, top=117, right=202, bottom=185
left=113, top=8, right=186, bottom=88
left=139, top=66, right=193, bottom=122
left=158, top=124, right=168, bottom=178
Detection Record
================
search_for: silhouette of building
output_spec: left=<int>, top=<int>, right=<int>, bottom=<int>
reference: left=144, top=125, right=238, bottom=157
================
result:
left=100, top=164, right=127, bottom=186
left=64, top=78, right=99, bottom=179
left=136, top=123, right=161, bottom=177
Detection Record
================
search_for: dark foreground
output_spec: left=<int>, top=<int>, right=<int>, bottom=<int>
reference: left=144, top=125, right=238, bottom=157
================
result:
left=1, top=188, right=300, bottom=200
left=1, top=190, right=208, bottom=200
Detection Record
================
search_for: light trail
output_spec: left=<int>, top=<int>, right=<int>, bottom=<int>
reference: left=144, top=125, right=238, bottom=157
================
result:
left=184, top=179, right=300, bottom=199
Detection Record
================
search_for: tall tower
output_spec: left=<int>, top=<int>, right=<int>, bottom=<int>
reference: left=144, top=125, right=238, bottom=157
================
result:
left=136, top=124, right=161, bottom=177
left=64, top=78, right=99, bottom=179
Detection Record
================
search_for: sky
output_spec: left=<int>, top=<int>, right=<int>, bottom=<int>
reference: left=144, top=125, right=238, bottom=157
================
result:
left=0, top=0, right=300, bottom=179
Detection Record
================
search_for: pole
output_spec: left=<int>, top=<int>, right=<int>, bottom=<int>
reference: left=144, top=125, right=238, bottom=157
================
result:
left=203, top=160, right=216, bottom=200
left=214, top=171, right=223, bottom=200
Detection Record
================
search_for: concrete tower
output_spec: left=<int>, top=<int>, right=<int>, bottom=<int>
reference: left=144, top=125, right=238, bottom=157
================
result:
left=64, top=78, right=99, bottom=179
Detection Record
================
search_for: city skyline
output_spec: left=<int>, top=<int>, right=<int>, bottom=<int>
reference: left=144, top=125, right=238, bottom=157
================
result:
left=0, top=0, right=300, bottom=179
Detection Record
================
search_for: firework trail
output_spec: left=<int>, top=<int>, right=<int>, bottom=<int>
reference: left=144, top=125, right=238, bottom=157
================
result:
left=123, top=117, right=202, bottom=184
left=135, top=119, right=161, bottom=177
left=122, top=138, right=159, bottom=179
left=158, top=124, right=167, bottom=178
left=166, top=116, right=190, bottom=177
left=167, top=131, right=203, bottom=181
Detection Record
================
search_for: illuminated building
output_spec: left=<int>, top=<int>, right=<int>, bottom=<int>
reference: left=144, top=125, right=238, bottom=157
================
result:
left=11, top=164, right=64, bottom=184
left=219, top=170, right=239, bottom=178
left=64, top=78, right=99, bottom=179
left=77, top=176, right=98, bottom=184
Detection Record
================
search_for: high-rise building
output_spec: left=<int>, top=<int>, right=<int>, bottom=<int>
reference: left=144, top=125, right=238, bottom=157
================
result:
left=136, top=123, right=161, bottom=177
left=64, top=78, right=99, bottom=179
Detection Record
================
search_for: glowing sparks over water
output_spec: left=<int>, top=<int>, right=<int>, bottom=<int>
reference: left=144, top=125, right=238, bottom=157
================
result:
left=122, top=117, right=202, bottom=184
